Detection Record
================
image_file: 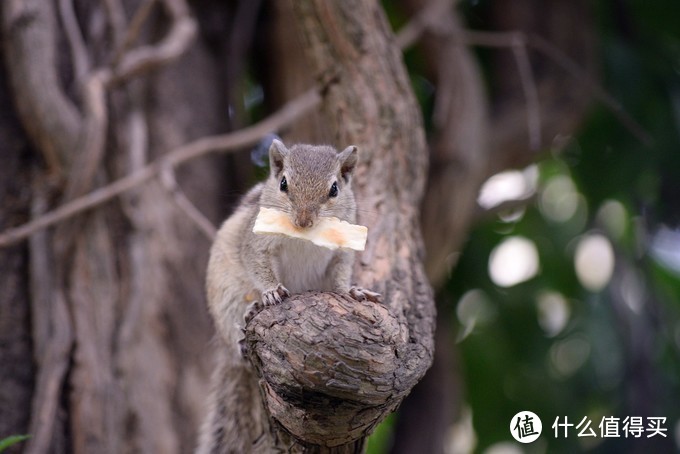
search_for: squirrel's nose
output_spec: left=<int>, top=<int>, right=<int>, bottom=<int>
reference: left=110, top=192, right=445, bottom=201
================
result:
left=294, top=209, right=315, bottom=229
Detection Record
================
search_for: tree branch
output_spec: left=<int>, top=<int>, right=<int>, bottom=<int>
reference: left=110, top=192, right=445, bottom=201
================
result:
left=245, top=293, right=420, bottom=447
left=394, top=0, right=453, bottom=50
left=160, top=163, right=217, bottom=240
left=25, top=178, right=74, bottom=454
left=112, top=0, right=158, bottom=66
left=105, top=0, right=197, bottom=86
left=102, top=0, right=127, bottom=48
left=242, top=0, right=435, bottom=448
left=459, top=30, right=653, bottom=148
left=528, top=33, right=652, bottom=146
left=397, top=0, right=491, bottom=287
left=396, top=3, right=651, bottom=150
left=2, top=0, right=83, bottom=173
left=57, top=0, right=90, bottom=84
left=64, top=71, right=109, bottom=202
left=0, top=88, right=320, bottom=248
left=511, top=36, right=541, bottom=152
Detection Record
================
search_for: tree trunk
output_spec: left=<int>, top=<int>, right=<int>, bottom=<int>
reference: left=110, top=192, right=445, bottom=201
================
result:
left=257, top=0, right=330, bottom=144
left=0, top=1, right=242, bottom=452
left=0, top=49, right=35, bottom=453
left=238, top=0, right=436, bottom=450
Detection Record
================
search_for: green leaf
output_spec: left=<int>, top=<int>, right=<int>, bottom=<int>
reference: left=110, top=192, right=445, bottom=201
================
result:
left=0, top=435, right=31, bottom=452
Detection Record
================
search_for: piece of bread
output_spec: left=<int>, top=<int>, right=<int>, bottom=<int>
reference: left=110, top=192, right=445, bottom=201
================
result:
left=252, top=207, right=367, bottom=251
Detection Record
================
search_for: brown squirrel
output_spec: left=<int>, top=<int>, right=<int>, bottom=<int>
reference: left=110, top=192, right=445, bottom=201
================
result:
left=197, top=140, right=380, bottom=453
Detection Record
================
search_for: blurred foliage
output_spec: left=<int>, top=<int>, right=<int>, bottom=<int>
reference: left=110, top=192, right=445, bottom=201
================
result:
left=369, top=0, right=680, bottom=452
left=0, top=435, right=30, bottom=453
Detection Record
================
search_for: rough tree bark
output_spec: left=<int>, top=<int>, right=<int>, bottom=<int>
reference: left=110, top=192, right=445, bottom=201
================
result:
left=0, top=1, right=237, bottom=452
left=258, top=0, right=330, bottom=144
left=239, top=0, right=436, bottom=450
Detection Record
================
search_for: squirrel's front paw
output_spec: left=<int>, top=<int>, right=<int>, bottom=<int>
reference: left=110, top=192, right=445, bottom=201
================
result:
left=262, top=283, right=290, bottom=306
left=349, top=286, right=382, bottom=303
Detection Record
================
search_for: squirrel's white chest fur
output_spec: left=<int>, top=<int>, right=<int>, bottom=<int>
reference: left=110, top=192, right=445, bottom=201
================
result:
left=273, top=237, right=334, bottom=294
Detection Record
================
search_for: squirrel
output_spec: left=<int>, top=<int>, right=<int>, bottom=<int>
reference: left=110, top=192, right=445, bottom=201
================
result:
left=197, top=140, right=380, bottom=453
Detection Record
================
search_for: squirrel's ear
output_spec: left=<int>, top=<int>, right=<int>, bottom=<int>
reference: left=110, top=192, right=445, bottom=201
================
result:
left=269, top=139, right=288, bottom=176
left=338, top=145, right=358, bottom=182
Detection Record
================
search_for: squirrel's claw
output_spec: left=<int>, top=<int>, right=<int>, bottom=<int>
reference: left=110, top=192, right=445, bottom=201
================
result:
left=241, top=284, right=289, bottom=359
left=238, top=337, right=248, bottom=359
left=262, top=283, right=290, bottom=307
left=244, top=301, right=263, bottom=324
left=349, top=286, right=382, bottom=303
left=244, top=284, right=290, bottom=326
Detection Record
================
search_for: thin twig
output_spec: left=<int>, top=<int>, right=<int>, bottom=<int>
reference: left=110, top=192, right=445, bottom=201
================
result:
left=460, top=30, right=653, bottom=146
left=112, top=0, right=158, bottom=66
left=106, top=0, right=196, bottom=86
left=457, top=29, right=518, bottom=48
left=396, top=4, right=542, bottom=152
left=0, top=88, right=321, bottom=248
left=511, top=35, right=541, bottom=151
left=528, top=34, right=653, bottom=146
left=160, top=163, right=217, bottom=240
left=395, top=0, right=453, bottom=50
left=126, top=95, right=149, bottom=172
left=58, top=0, right=90, bottom=84
left=397, top=1, right=652, bottom=147
left=102, top=0, right=127, bottom=48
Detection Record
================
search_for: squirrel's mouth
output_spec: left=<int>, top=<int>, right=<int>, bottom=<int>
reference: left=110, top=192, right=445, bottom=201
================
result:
left=294, top=211, right=316, bottom=229
left=293, top=221, right=314, bottom=230
left=275, top=211, right=314, bottom=231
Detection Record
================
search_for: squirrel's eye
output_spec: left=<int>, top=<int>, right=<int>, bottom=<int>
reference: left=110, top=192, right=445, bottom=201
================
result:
left=329, top=182, right=338, bottom=198
left=280, top=176, right=288, bottom=193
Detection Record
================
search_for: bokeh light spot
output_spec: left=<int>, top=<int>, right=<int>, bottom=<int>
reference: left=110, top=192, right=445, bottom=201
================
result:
left=540, top=175, right=579, bottom=222
left=536, top=291, right=570, bottom=337
left=574, top=233, right=615, bottom=292
left=489, top=236, right=539, bottom=287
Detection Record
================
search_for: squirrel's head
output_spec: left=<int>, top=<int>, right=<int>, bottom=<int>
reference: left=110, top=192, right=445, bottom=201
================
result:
left=262, top=140, right=358, bottom=229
